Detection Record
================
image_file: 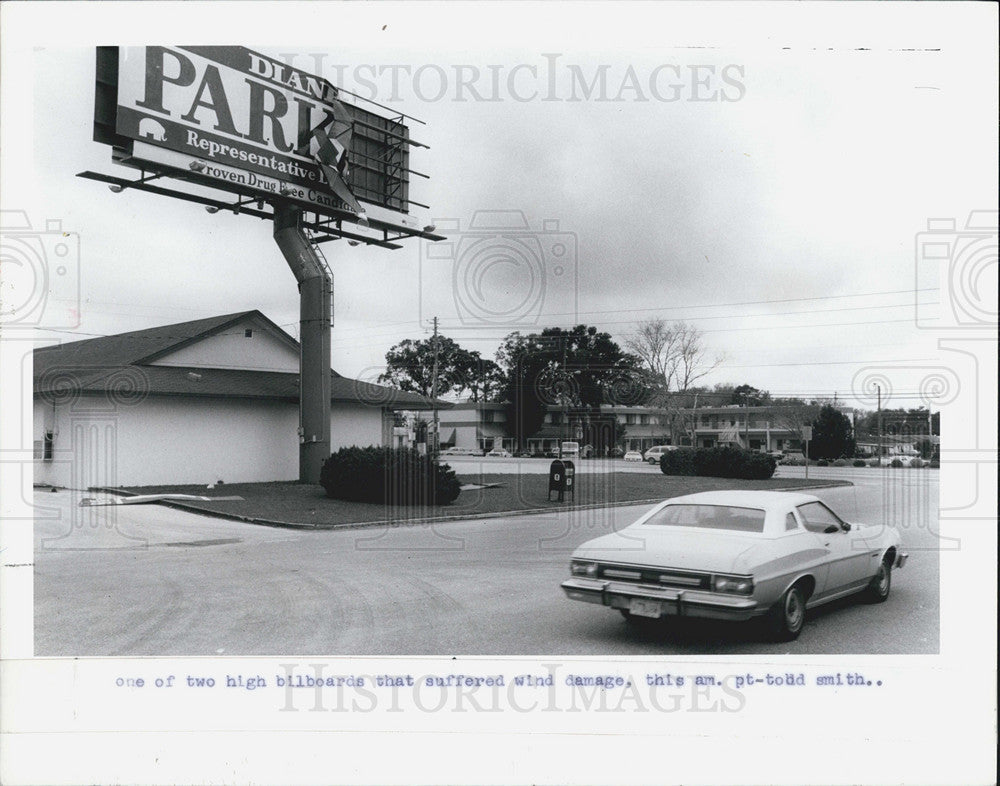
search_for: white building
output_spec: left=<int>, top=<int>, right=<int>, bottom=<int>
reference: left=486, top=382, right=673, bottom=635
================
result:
left=33, top=311, right=441, bottom=487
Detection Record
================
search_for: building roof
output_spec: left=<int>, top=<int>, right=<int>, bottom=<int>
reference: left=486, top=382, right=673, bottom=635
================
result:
left=33, top=310, right=446, bottom=410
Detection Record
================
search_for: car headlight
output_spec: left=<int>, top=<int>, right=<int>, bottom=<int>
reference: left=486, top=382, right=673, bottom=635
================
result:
left=712, top=575, right=754, bottom=595
left=571, top=560, right=598, bottom=578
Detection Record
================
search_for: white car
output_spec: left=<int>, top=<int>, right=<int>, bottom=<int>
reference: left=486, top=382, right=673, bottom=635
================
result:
left=643, top=445, right=677, bottom=464
left=486, top=447, right=512, bottom=458
left=562, top=490, right=907, bottom=641
left=623, top=451, right=644, bottom=462
left=439, top=447, right=482, bottom=457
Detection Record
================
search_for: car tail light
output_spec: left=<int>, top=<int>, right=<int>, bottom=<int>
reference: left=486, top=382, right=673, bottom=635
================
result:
left=712, top=575, right=754, bottom=595
left=571, top=560, right=598, bottom=578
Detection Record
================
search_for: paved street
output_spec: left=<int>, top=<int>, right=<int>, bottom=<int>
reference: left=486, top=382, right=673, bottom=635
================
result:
left=34, top=468, right=939, bottom=655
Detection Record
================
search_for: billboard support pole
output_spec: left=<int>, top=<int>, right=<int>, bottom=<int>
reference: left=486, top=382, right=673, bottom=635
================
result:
left=273, top=204, right=332, bottom=483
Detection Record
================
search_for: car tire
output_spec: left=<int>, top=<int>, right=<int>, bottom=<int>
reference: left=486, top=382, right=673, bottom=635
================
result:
left=864, top=559, right=892, bottom=603
left=766, top=584, right=806, bottom=641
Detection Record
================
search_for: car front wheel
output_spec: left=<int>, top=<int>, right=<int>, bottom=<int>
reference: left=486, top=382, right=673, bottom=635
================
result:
left=864, top=559, right=892, bottom=603
left=767, top=584, right=806, bottom=641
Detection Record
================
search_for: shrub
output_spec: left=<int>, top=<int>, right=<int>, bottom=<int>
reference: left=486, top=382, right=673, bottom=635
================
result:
left=929, top=459, right=940, bottom=468
left=659, top=448, right=697, bottom=476
left=890, top=458, right=904, bottom=468
left=817, top=459, right=829, bottom=467
left=832, top=459, right=847, bottom=467
left=853, top=459, right=867, bottom=468
left=910, top=458, right=924, bottom=469
left=869, top=459, right=881, bottom=468
left=660, top=446, right=776, bottom=480
left=319, top=446, right=461, bottom=506
left=782, top=454, right=806, bottom=466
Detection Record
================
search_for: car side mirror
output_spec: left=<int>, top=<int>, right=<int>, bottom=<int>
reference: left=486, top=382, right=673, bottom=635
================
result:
left=842, top=522, right=852, bottom=532
left=824, top=525, right=839, bottom=534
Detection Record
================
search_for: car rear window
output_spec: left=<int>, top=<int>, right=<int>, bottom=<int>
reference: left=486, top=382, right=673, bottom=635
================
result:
left=643, top=504, right=767, bottom=533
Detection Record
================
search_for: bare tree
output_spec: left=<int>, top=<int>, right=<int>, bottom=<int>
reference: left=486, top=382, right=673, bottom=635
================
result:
left=624, top=319, right=723, bottom=444
left=625, top=319, right=722, bottom=393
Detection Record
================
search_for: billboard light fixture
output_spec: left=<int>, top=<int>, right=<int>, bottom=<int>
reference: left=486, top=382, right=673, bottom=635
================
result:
left=205, top=206, right=220, bottom=214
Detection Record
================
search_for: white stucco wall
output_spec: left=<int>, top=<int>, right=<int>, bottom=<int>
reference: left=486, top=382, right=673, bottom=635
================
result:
left=34, top=395, right=388, bottom=487
left=149, top=317, right=299, bottom=372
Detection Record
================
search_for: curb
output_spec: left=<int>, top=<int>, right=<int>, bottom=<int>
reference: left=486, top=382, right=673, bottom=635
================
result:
left=92, top=479, right=852, bottom=533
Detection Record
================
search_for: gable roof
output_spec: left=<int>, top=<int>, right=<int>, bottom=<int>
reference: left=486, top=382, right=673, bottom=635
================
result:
left=33, top=311, right=314, bottom=375
left=32, top=310, right=445, bottom=411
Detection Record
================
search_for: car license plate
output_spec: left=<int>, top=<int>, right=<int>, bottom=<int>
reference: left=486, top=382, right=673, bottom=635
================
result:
left=629, top=598, right=661, bottom=618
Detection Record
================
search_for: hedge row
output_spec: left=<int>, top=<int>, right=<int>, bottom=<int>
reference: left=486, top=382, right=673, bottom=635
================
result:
left=319, top=446, right=462, bottom=506
left=660, top=446, right=777, bottom=480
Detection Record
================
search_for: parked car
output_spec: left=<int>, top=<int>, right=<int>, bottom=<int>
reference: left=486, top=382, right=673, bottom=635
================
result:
left=623, top=450, right=644, bottom=462
left=560, top=441, right=580, bottom=458
left=768, top=451, right=786, bottom=463
left=561, top=490, right=907, bottom=641
left=439, top=447, right=482, bottom=457
left=643, top=445, right=677, bottom=464
left=879, top=454, right=919, bottom=467
left=486, top=447, right=512, bottom=458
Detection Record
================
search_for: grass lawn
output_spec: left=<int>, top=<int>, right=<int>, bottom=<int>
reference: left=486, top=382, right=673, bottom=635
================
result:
left=123, top=472, right=850, bottom=528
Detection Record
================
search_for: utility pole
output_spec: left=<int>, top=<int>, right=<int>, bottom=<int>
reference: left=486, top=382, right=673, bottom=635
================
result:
left=430, top=316, right=440, bottom=457
left=560, top=339, right=568, bottom=458
left=876, top=383, right=882, bottom=465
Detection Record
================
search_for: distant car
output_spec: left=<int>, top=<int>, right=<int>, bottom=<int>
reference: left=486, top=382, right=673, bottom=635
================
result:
left=643, top=445, right=677, bottom=464
left=439, top=447, right=482, bottom=457
left=623, top=450, right=644, bottom=462
left=560, top=441, right=580, bottom=458
left=486, top=447, right=512, bottom=458
left=561, top=490, right=908, bottom=641
left=768, top=451, right=786, bottom=463
left=880, top=454, right=919, bottom=467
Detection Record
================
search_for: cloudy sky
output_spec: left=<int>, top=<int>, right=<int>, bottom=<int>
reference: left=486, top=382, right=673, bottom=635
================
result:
left=3, top=2, right=997, bottom=410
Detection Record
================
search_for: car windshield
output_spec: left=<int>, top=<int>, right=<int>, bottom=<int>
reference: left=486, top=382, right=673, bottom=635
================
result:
left=643, top=504, right=767, bottom=533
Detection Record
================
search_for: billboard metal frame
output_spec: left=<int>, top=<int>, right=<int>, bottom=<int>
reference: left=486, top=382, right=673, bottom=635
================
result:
left=80, top=46, right=446, bottom=482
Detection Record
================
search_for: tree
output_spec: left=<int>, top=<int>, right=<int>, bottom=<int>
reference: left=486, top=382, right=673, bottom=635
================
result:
left=808, top=404, right=856, bottom=460
left=496, top=325, right=642, bottom=450
left=624, top=319, right=722, bottom=393
left=379, top=335, right=494, bottom=400
left=730, top=384, right=770, bottom=407
left=463, top=358, right=505, bottom=403
left=624, top=319, right=722, bottom=444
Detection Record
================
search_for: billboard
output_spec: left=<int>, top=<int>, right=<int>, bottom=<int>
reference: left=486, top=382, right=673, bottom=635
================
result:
left=92, top=46, right=427, bottom=236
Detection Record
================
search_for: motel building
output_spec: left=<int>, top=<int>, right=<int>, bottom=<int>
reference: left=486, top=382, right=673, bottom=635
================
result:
left=32, top=311, right=445, bottom=488
left=689, top=405, right=804, bottom=452
left=437, top=403, right=819, bottom=455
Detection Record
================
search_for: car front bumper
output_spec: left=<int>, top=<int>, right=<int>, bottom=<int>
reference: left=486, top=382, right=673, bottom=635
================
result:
left=561, top=577, right=760, bottom=622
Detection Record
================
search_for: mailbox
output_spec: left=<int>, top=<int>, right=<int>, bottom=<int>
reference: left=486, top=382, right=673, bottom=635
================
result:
left=548, top=459, right=576, bottom=502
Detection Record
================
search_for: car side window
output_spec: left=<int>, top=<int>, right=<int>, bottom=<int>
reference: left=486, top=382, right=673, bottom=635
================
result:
left=785, top=512, right=799, bottom=531
left=797, top=502, right=844, bottom=534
